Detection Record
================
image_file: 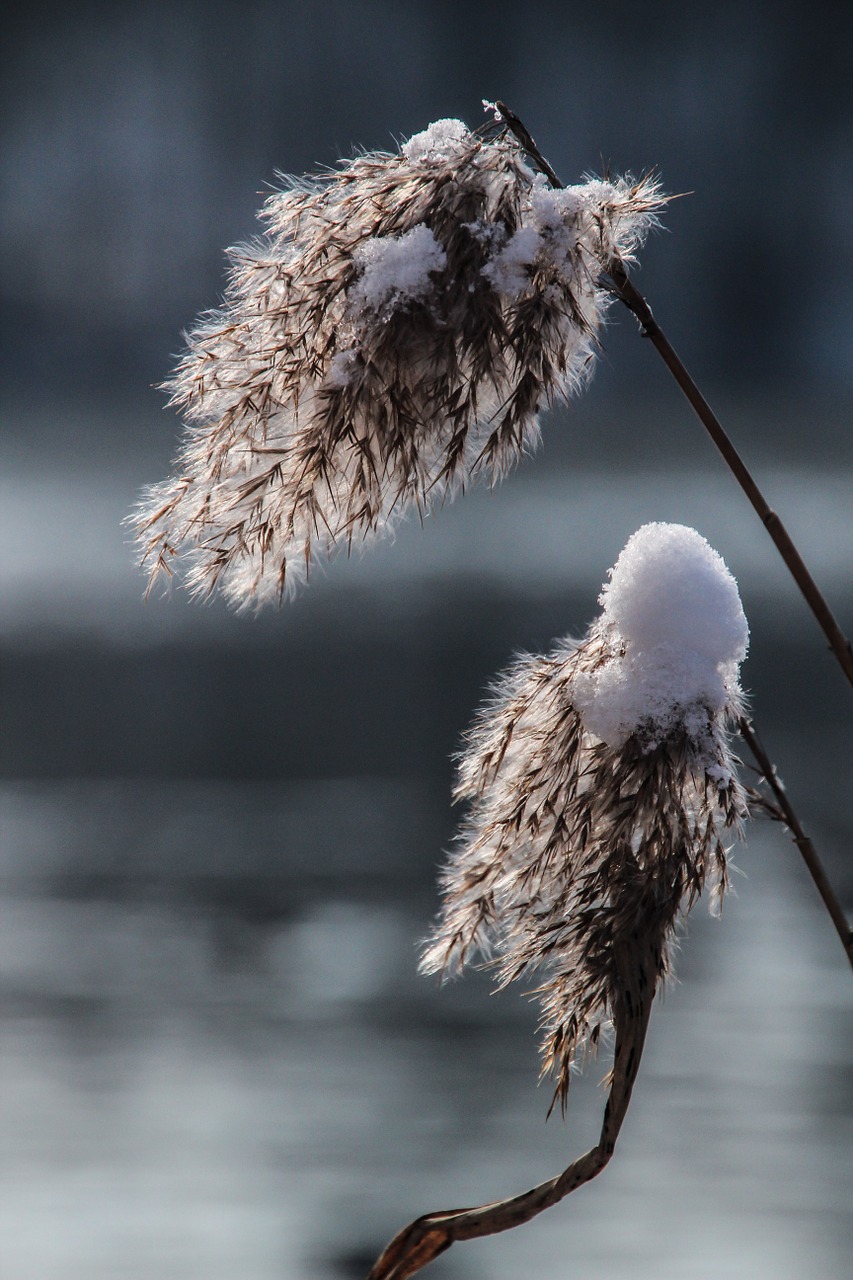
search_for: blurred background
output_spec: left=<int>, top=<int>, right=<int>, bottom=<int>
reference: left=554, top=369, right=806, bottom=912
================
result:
left=1, top=2, right=851, bottom=1277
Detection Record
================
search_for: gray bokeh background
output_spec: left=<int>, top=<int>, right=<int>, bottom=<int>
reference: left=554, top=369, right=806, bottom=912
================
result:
left=2, top=3, right=851, bottom=1277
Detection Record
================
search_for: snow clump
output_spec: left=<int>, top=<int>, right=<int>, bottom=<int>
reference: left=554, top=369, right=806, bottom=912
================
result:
left=350, top=224, right=447, bottom=315
left=401, top=118, right=473, bottom=162
left=482, top=178, right=584, bottom=299
left=572, top=523, right=748, bottom=751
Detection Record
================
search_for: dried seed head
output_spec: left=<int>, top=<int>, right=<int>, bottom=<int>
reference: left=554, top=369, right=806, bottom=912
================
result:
left=421, top=524, right=749, bottom=1109
left=131, top=117, right=664, bottom=605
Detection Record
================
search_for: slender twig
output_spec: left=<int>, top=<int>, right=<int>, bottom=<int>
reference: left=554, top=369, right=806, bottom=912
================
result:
left=494, top=101, right=853, bottom=694
left=739, top=718, right=853, bottom=969
left=367, top=952, right=656, bottom=1280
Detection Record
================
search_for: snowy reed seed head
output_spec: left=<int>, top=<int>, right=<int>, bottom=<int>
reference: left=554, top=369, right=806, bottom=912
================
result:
left=421, top=524, right=749, bottom=1109
left=132, top=117, right=663, bottom=605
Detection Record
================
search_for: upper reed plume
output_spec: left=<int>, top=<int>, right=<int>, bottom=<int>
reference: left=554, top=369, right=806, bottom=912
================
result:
left=422, top=522, right=749, bottom=1109
left=132, top=115, right=663, bottom=605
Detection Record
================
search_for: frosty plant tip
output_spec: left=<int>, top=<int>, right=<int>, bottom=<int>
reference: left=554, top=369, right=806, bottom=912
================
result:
left=132, top=115, right=663, bottom=605
left=371, top=523, right=750, bottom=1279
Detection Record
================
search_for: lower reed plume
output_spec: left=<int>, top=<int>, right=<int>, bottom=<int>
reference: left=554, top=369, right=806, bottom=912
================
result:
left=369, top=522, right=750, bottom=1279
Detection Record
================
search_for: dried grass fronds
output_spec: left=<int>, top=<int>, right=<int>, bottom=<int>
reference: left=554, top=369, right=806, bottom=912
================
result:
left=132, top=118, right=663, bottom=605
left=422, top=525, right=749, bottom=1110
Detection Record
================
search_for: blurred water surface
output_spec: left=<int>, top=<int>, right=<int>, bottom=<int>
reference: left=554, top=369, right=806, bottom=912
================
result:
left=1, top=787, right=850, bottom=1280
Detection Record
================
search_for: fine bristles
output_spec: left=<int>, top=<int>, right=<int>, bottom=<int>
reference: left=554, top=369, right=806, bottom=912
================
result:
left=421, top=528, right=749, bottom=1111
left=131, top=119, right=664, bottom=605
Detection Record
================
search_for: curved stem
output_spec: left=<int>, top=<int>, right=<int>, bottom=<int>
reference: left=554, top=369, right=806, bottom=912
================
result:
left=495, top=102, right=853, bottom=694
left=366, top=957, right=656, bottom=1280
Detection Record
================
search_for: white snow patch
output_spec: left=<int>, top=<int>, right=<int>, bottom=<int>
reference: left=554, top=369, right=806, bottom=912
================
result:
left=600, top=522, right=748, bottom=662
left=529, top=180, right=584, bottom=229
left=401, top=118, right=472, bottom=163
left=349, top=224, right=446, bottom=314
left=482, top=225, right=540, bottom=296
left=572, top=523, right=748, bottom=749
left=482, top=178, right=582, bottom=298
left=326, top=348, right=358, bottom=388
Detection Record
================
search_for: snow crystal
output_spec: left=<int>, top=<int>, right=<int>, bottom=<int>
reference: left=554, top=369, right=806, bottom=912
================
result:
left=401, top=119, right=472, bottom=163
left=572, top=523, right=748, bottom=749
left=349, top=224, right=446, bottom=314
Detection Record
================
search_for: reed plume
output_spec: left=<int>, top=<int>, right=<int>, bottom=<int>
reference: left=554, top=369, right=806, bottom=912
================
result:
left=422, top=522, right=749, bottom=1109
left=133, top=117, right=662, bottom=605
left=367, top=524, right=750, bottom=1279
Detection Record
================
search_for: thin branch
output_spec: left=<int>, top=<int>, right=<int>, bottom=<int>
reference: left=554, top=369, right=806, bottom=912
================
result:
left=739, top=718, right=853, bottom=970
left=366, top=952, right=656, bottom=1280
left=495, top=102, right=853, bottom=694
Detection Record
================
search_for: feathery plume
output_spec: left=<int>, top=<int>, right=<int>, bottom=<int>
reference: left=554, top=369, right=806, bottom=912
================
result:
left=133, top=117, right=663, bottom=605
left=421, top=523, right=749, bottom=1110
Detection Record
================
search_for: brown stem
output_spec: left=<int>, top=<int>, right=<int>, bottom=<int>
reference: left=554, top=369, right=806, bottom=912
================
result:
left=495, top=102, right=853, bottom=694
left=739, top=718, right=853, bottom=970
left=607, top=262, right=853, bottom=689
left=494, top=101, right=563, bottom=189
left=366, top=952, right=656, bottom=1280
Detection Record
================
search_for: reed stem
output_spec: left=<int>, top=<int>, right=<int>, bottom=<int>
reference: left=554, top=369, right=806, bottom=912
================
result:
left=739, top=718, right=853, bottom=970
left=367, top=965, right=656, bottom=1279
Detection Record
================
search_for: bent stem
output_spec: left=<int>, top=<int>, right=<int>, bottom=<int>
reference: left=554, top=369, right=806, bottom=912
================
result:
left=739, top=718, right=853, bottom=970
left=366, top=949, right=657, bottom=1280
left=494, top=101, right=853, bottom=694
